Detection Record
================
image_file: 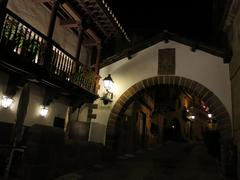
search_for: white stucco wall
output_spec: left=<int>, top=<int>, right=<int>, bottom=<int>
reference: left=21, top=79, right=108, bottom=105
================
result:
left=90, top=40, right=232, bottom=144
left=0, top=72, right=68, bottom=127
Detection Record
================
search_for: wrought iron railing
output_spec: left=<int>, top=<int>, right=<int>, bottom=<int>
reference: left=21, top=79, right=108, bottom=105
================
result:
left=0, top=9, right=98, bottom=94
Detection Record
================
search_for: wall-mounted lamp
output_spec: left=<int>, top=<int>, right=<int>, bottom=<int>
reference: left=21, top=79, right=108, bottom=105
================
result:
left=40, top=106, right=48, bottom=117
left=207, top=113, right=212, bottom=118
left=190, top=115, right=195, bottom=120
left=1, top=95, right=14, bottom=108
left=187, top=115, right=195, bottom=121
left=103, top=74, right=114, bottom=91
left=100, top=74, right=114, bottom=105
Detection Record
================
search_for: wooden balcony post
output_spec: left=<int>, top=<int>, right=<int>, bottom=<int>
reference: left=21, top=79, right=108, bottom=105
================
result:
left=75, top=24, right=84, bottom=61
left=94, top=44, right=101, bottom=74
left=44, top=0, right=64, bottom=67
left=47, top=0, right=61, bottom=38
left=0, top=0, right=9, bottom=33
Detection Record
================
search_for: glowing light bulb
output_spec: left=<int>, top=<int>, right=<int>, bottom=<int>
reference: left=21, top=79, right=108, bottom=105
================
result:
left=1, top=96, right=14, bottom=108
left=40, top=106, right=48, bottom=117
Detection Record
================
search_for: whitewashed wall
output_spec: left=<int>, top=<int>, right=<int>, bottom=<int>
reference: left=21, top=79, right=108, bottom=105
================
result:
left=90, top=41, right=231, bottom=144
left=0, top=72, right=68, bottom=126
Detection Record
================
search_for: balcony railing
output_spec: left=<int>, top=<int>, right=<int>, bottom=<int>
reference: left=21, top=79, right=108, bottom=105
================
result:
left=0, top=9, right=98, bottom=95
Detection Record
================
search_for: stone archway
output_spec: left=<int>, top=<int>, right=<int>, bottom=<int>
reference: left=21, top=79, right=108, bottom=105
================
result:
left=106, top=75, right=232, bottom=147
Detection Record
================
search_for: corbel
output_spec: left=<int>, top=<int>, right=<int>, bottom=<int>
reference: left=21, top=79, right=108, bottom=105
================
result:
left=42, top=88, right=58, bottom=106
left=5, top=75, right=23, bottom=97
left=68, top=97, right=85, bottom=110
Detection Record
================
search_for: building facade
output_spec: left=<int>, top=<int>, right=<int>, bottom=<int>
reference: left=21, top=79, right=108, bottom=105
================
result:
left=0, top=0, right=240, bottom=179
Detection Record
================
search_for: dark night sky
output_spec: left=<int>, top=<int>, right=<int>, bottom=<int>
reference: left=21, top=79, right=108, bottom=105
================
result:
left=105, top=0, right=224, bottom=45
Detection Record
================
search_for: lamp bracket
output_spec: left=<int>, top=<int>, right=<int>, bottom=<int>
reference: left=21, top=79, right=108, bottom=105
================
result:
left=100, top=91, right=113, bottom=105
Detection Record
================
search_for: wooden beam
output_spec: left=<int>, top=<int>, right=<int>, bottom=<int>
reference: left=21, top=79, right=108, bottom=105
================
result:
left=62, top=2, right=81, bottom=21
left=47, top=0, right=60, bottom=38
left=61, top=20, right=81, bottom=28
left=84, top=41, right=98, bottom=47
left=75, top=25, right=84, bottom=60
left=32, top=0, right=51, bottom=3
left=44, top=0, right=60, bottom=68
left=85, top=28, right=101, bottom=44
left=95, top=45, right=101, bottom=74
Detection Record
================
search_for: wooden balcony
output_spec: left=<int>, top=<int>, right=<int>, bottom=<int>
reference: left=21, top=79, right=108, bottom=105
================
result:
left=0, top=9, right=99, bottom=101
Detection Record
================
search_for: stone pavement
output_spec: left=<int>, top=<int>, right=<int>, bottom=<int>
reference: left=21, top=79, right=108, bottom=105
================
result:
left=57, top=141, right=226, bottom=180
left=2, top=142, right=226, bottom=180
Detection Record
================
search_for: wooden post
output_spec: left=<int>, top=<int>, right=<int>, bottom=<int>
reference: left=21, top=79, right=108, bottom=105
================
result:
left=73, top=24, right=84, bottom=74
left=95, top=44, right=101, bottom=74
left=0, top=0, right=9, bottom=33
left=47, top=0, right=60, bottom=38
left=44, top=0, right=61, bottom=67
left=75, top=24, right=84, bottom=60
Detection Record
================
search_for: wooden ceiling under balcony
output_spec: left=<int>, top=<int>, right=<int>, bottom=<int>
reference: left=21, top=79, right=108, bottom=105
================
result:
left=35, top=0, right=128, bottom=42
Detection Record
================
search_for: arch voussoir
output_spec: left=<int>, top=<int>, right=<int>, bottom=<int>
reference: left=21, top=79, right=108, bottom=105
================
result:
left=106, top=75, right=231, bottom=148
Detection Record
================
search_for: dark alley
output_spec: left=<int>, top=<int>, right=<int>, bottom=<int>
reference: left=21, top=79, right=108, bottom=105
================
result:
left=57, top=141, right=225, bottom=180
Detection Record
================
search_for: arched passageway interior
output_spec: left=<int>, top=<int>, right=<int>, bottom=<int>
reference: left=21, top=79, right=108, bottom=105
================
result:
left=113, top=85, right=223, bottom=154
left=106, top=76, right=235, bottom=177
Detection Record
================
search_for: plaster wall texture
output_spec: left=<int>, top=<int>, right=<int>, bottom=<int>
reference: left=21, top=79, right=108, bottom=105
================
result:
left=0, top=75, right=68, bottom=127
left=90, top=41, right=231, bottom=144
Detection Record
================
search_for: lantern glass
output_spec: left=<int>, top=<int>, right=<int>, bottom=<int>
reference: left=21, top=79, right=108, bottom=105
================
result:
left=208, top=113, right=212, bottom=118
left=1, top=96, right=14, bottom=108
left=40, top=106, right=48, bottom=117
left=103, top=74, right=114, bottom=91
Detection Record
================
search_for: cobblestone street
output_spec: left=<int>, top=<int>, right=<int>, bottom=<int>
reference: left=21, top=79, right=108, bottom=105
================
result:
left=58, top=142, right=225, bottom=180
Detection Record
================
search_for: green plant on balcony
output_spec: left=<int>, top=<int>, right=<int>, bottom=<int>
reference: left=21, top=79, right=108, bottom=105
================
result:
left=0, top=18, right=18, bottom=52
left=26, top=38, right=40, bottom=62
left=84, top=70, right=95, bottom=91
left=14, top=28, right=41, bottom=62
left=72, top=66, right=84, bottom=86
left=15, top=26, right=26, bottom=55
left=0, top=17, right=40, bottom=62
